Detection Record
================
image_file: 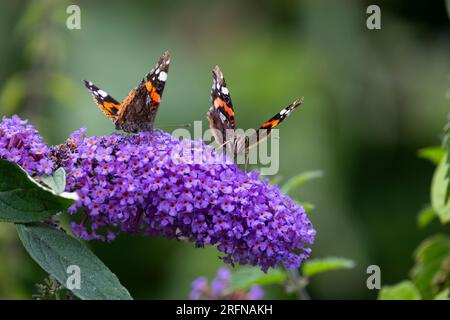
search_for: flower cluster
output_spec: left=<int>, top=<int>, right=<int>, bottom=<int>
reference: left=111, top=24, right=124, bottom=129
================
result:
left=190, top=268, right=264, bottom=300
left=0, top=115, right=54, bottom=176
left=0, top=116, right=315, bottom=271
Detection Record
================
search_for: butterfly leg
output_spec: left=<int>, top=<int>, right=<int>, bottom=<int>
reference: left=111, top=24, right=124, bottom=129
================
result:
left=244, top=136, right=250, bottom=172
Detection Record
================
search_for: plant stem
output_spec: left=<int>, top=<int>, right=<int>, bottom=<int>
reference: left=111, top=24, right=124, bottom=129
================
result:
left=287, top=268, right=310, bottom=300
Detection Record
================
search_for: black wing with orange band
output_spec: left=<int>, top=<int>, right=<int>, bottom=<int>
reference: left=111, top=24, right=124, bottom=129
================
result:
left=233, top=98, right=304, bottom=154
left=83, top=51, right=170, bottom=133
left=259, top=97, right=304, bottom=132
left=114, top=51, right=171, bottom=132
left=207, top=66, right=236, bottom=145
left=83, top=80, right=121, bottom=122
left=207, top=65, right=304, bottom=153
left=143, top=50, right=170, bottom=110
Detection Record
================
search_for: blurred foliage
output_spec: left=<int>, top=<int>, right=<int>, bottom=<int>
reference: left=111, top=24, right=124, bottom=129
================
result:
left=378, top=117, right=450, bottom=300
left=0, top=0, right=449, bottom=299
left=379, top=235, right=450, bottom=300
left=411, top=235, right=450, bottom=298
left=431, top=155, right=450, bottom=224
left=302, top=257, right=355, bottom=277
left=417, top=206, right=438, bottom=229
left=417, top=146, right=445, bottom=166
left=281, top=170, right=323, bottom=194
left=379, top=281, right=421, bottom=300
left=0, top=0, right=77, bottom=138
left=226, top=268, right=287, bottom=293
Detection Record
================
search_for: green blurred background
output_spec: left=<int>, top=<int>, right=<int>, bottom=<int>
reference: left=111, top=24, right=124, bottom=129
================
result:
left=0, top=0, right=449, bottom=299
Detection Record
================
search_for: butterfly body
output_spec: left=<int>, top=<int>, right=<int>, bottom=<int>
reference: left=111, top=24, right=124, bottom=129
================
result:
left=84, top=51, right=170, bottom=133
left=207, top=66, right=303, bottom=155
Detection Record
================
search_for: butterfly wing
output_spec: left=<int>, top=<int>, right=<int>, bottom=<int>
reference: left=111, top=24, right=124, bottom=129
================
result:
left=259, top=97, right=304, bottom=131
left=114, top=51, right=171, bottom=132
left=83, top=80, right=121, bottom=122
left=235, top=97, right=304, bottom=153
left=207, top=66, right=236, bottom=146
left=143, top=50, right=170, bottom=110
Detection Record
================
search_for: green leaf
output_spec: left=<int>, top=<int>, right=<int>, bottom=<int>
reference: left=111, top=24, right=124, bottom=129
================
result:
left=38, top=167, right=66, bottom=194
left=430, top=155, right=450, bottom=224
left=434, top=289, right=449, bottom=300
left=411, top=235, right=450, bottom=299
left=417, top=146, right=445, bottom=165
left=226, top=267, right=287, bottom=293
left=16, top=223, right=132, bottom=300
left=443, top=123, right=450, bottom=203
left=378, top=281, right=421, bottom=300
left=0, top=160, right=77, bottom=223
left=417, top=206, right=437, bottom=229
left=302, top=257, right=355, bottom=277
left=281, top=170, right=323, bottom=195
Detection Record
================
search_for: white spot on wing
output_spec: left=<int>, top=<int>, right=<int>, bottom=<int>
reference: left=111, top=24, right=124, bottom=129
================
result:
left=221, top=87, right=229, bottom=95
left=98, top=90, right=108, bottom=97
left=158, top=71, right=167, bottom=81
left=279, top=108, right=288, bottom=115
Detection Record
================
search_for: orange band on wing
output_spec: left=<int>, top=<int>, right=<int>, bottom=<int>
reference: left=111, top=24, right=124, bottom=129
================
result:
left=261, top=119, right=280, bottom=129
left=95, top=101, right=116, bottom=120
left=145, top=81, right=153, bottom=93
left=151, top=91, right=160, bottom=103
left=103, top=101, right=120, bottom=112
left=213, top=98, right=234, bottom=119
left=122, top=89, right=137, bottom=107
left=145, top=81, right=161, bottom=105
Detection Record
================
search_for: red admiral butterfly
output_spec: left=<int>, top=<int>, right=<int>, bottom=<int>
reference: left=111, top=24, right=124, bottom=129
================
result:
left=84, top=51, right=170, bottom=133
left=207, top=66, right=304, bottom=154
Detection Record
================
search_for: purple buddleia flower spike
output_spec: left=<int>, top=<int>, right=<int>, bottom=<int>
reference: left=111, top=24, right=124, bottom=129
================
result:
left=0, top=116, right=316, bottom=272
left=0, top=115, right=54, bottom=176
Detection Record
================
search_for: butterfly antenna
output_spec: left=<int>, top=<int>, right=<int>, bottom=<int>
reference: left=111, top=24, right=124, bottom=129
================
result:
left=156, top=122, right=192, bottom=129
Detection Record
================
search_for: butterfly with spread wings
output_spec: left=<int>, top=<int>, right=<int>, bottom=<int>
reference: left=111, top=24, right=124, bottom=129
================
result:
left=207, top=66, right=304, bottom=156
left=84, top=51, right=170, bottom=133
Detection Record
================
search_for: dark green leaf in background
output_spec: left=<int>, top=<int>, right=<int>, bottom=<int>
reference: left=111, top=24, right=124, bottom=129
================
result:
left=281, top=170, right=323, bottom=195
left=17, top=223, right=132, bottom=300
left=417, top=146, right=445, bottom=166
left=0, top=160, right=76, bottom=223
left=417, top=206, right=437, bottom=229
left=442, top=121, right=450, bottom=204
left=431, top=155, right=450, bottom=224
left=434, top=288, right=449, bottom=300
left=378, top=281, right=421, bottom=300
left=411, top=235, right=450, bottom=299
left=302, top=257, right=355, bottom=277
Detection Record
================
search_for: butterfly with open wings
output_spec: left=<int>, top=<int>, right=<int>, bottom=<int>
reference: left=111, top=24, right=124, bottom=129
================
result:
left=84, top=51, right=170, bottom=133
left=207, top=66, right=304, bottom=156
